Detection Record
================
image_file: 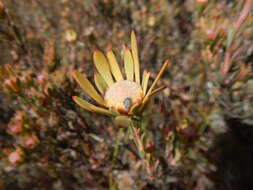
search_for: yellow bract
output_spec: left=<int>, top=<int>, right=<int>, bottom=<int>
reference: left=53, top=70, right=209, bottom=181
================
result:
left=123, top=48, right=134, bottom=81
left=131, top=31, right=140, bottom=84
left=143, top=60, right=170, bottom=104
left=72, top=71, right=105, bottom=106
left=93, top=50, right=114, bottom=86
left=107, top=50, right=123, bottom=81
left=94, top=72, right=108, bottom=95
left=142, top=70, right=150, bottom=95
left=73, top=96, right=110, bottom=114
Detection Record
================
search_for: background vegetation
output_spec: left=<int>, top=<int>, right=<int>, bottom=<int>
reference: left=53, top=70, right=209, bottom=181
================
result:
left=0, top=0, right=253, bottom=189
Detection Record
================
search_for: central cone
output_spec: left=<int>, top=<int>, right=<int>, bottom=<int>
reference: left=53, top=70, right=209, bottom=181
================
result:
left=104, top=80, right=143, bottom=113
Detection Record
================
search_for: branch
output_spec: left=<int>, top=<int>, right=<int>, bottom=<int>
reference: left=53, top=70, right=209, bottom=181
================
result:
left=221, top=0, right=253, bottom=77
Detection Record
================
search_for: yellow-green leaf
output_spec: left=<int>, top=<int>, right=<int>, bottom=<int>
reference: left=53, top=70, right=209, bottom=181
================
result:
left=131, top=31, right=140, bottom=84
left=141, top=70, right=150, bottom=95
left=123, top=48, right=134, bottom=81
left=93, top=50, right=114, bottom=86
left=72, top=71, right=105, bottom=106
left=114, top=116, right=131, bottom=128
left=72, top=96, right=110, bottom=114
left=94, top=72, right=108, bottom=95
left=143, top=60, right=171, bottom=103
left=107, top=50, right=123, bottom=81
left=149, top=85, right=167, bottom=97
left=130, top=102, right=142, bottom=114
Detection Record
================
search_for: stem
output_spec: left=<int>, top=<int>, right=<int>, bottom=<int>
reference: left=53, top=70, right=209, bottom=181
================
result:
left=234, top=0, right=253, bottom=30
left=112, top=128, right=123, bottom=166
left=129, top=121, right=145, bottom=159
left=221, top=0, right=253, bottom=76
left=129, top=119, right=152, bottom=174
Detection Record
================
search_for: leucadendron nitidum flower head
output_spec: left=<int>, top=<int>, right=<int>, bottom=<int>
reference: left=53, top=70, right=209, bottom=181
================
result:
left=72, top=31, right=170, bottom=116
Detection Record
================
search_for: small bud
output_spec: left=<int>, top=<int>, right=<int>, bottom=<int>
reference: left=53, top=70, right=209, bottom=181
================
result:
left=114, top=116, right=131, bottom=128
left=8, top=148, right=24, bottom=165
left=37, top=73, right=48, bottom=85
left=145, top=142, right=154, bottom=153
left=147, top=16, right=156, bottom=27
left=7, top=123, right=22, bottom=134
left=64, top=29, right=77, bottom=42
left=14, top=114, right=22, bottom=122
left=4, top=77, right=20, bottom=93
left=206, top=29, right=216, bottom=40
left=20, top=134, right=39, bottom=149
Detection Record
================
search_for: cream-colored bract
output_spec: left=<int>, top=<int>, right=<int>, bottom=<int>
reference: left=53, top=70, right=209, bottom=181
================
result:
left=72, top=31, right=170, bottom=116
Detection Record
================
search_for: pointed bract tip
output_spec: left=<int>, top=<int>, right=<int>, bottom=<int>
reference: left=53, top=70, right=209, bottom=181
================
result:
left=164, top=60, right=172, bottom=68
left=72, top=70, right=86, bottom=79
left=94, top=49, right=101, bottom=55
left=131, top=30, right=136, bottom=37
left=144, top=69, right=149, bottom=73
left=72, top=70, right=78, bottom=78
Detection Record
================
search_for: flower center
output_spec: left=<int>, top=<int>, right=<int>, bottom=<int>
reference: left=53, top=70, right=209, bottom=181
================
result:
left=104, top=80, right=143, bottom=113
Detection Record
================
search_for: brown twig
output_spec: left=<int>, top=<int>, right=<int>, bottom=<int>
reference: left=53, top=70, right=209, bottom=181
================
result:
left=221, top=0, right=252, bottom=77
left=234, top=0, right=253, bottom=30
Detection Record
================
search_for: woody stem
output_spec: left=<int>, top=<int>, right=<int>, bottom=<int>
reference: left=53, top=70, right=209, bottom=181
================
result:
left=129, top=119, right=152, bottom=174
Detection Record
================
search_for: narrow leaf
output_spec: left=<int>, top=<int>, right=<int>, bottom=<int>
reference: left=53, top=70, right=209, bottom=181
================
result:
left=123, top=48, right=134, bottom=81
left=131, top=31, right=140, bottom=83
left=72, top=96, right=110, bottom=114
left=143, top=60, right=171, bottom=103
left=107, top=50, right=123, bottom=81
left=93, top=50, right=114, bottom=86
left=72, top=71, right=105, bottom=106
left=94, top=72, right=108, bottom=95
left=141, top=70, right=150, bottom=95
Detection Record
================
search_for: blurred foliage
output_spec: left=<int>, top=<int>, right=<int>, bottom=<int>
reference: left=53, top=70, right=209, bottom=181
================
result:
left=0, top=0, right=253, bottom=189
